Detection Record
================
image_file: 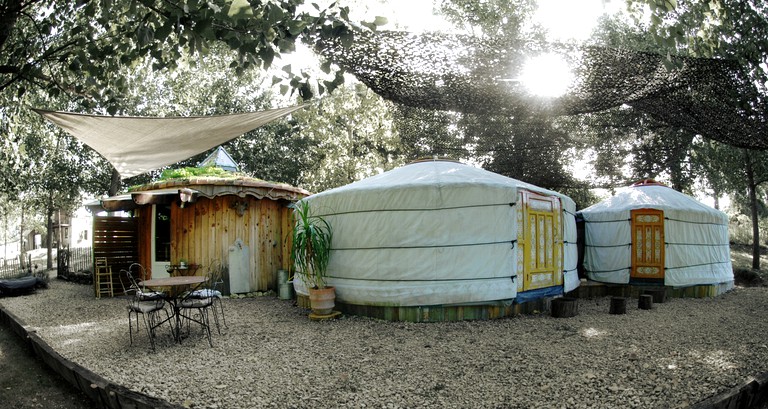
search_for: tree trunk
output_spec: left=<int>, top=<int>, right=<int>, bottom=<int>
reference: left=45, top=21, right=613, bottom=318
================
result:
left=108, top=168, right=121, bottom=196
left=18, top=206, right=24, bottom=269
left=3, top=211, right=7, bottom=261
left=745, top=150, right=760, bottom=270
left=46, top=206, right=53, bottom=270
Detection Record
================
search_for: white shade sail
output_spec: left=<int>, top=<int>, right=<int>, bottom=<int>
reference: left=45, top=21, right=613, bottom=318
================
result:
left=35, top=105, right=306, bottom=178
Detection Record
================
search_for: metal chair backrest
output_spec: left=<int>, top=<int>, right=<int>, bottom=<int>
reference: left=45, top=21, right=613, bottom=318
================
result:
left=123, top=269, right=140, bottom=290
left=208, top=260, right=224, bottom=290
left=128, top=263, right=149, bottom=285
left=125, top=263, right=165, bottom=301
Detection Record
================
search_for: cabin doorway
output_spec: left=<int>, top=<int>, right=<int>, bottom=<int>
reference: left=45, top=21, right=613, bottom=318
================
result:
left=630, top=209, right=665, bottom=281
left=517, top=190, right=563, bottom=292
left=151, top=204, right=172, bottom=278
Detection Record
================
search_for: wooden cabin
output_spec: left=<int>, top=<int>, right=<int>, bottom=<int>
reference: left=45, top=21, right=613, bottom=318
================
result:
left=90, top=177, right=308, bottom=295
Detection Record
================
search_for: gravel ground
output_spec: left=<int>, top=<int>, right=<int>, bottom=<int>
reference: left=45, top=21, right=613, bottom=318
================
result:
left=1, top=279, right=767, bottom=409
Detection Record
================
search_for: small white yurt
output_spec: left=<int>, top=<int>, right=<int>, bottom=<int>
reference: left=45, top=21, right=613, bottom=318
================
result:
left=578, top=180, right=733, bottom=287
left=294, top=159, right=579, bottom=318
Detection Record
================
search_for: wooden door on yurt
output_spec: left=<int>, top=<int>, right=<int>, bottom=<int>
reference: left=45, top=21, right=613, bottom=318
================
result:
left=517, top=190, right=563, bottom=291
left=630, top=209, right=665, bottom=280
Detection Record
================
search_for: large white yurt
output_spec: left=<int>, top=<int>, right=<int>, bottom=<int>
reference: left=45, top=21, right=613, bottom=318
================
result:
left=578, top=180, right=733, bottom=287
left=294, top=159, right=579, bottom=317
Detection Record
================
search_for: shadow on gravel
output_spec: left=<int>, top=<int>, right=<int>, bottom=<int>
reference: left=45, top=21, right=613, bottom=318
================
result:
left=0, top=323, right=99, bottom=409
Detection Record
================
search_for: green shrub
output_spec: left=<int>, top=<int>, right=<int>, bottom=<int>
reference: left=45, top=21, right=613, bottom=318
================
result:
left=159, top=166, right=234, bottom=180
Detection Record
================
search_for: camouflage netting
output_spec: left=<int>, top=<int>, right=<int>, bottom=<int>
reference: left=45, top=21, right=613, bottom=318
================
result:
left=315, top=30, right=768, bottom=150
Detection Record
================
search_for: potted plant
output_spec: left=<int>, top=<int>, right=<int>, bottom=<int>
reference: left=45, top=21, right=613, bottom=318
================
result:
left=290, top=200, right=335, bottom=315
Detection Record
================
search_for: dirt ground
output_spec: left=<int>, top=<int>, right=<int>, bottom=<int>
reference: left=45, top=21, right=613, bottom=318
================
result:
left=0, top=313, right=100, bottom=408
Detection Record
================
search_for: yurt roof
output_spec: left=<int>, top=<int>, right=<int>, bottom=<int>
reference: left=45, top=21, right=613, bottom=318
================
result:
left=308, top=159, right=575, bottom=212
left=579, top=183, right=724, bottom=220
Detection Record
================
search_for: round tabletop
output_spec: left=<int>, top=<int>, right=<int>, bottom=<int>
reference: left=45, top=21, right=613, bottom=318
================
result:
left=141, top=276, right=206, bottom=287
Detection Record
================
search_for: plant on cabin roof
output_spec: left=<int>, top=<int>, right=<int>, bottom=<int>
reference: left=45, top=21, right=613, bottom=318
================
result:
left=159, top=166, right=236, bottom=180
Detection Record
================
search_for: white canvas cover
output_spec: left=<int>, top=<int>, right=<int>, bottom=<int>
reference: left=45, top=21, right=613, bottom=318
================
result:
left=578, top=184, right=733, bottom=286
left=35, top=105, right=306, bottom=178
left=294, top=160, right=578, bottom=306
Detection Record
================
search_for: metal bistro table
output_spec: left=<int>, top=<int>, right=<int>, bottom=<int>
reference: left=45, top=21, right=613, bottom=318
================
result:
left=140, top=275, right=207, bottom=343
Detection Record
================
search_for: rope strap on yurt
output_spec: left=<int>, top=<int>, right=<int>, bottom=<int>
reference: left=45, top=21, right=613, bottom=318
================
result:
left=583, top=243, right=632, bottom=248
left=580, top=218, right=632, bottom=223
left=317, top=202, right=517, bottom=217
left=583, top=267, right=631, bottom=274
left=332, top=239, right=518, bottom=251
left=665, top=242, right=730, bottom=247
left=664, top=261, right=732, bottom=270
left=324, top=275, right=517, bottom=282
left=663, top=217, right=728, bottom=226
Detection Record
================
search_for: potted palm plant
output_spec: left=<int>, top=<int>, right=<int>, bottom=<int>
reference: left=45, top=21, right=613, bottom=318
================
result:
left=290, top=200, right=335, bottom=315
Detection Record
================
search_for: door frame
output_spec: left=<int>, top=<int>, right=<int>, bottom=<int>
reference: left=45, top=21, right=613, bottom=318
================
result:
left=517, top=190, right=563, bottom=292
left=151, top=204, right=172, bottom=279
left=630, top=208, right=665, bottom=281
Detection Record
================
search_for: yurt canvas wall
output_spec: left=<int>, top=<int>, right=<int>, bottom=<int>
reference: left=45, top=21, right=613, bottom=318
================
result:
left=578, top=182, right=733, bottom=287
left=293, top=160, right=579, bottom=309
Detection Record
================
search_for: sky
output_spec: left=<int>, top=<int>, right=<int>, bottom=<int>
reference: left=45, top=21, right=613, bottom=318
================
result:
left=364, top=0, right=624, bottom=40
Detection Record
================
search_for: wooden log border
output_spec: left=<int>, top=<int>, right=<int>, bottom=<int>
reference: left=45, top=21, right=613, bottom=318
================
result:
left=0, top=305, right=183, bottom=409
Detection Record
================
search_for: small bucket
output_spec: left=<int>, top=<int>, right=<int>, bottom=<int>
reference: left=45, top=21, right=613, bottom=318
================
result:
left=277, top=270, right=293, bottom=300
left=279, top=282, right=294, bottom=300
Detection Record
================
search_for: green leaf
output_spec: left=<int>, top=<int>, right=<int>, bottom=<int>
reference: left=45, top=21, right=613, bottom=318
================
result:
left=373, top=16, right=388, bottom=26
left=267, top=4, right=285, bottom=23
left=299, top=82, right=313, bottom=100
left=228, top=0, right=253, bottom=19
left=287, top=20, right=307, bottom=36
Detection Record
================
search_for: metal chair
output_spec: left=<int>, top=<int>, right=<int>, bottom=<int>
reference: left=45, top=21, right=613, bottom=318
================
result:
left=126, top=264, right=165, bottom=301
left=178, top=287, right=214, bottom=347
left=177, top=262, right=221, bottom=347
left=94, top=257, right=113, bottom=298
left=186, top=260, right=226, bottom=334
left=124, top=269, right=172, bottom=352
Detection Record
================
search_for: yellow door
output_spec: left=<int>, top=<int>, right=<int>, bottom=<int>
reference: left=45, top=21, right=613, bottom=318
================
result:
left=630, top=209, right=665, bottom=280
left=517, top=191, right=563, bottom=291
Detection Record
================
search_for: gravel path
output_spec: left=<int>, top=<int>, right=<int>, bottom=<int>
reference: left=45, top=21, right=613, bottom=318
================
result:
left=1, top=280, right=767, bottom=409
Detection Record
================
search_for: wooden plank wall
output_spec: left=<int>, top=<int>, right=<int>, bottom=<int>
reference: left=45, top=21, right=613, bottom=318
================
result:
left=168, top=196, right=293, bottom=292
left=92, top=216, right=138, bottom=291
left=136, top=207, right=152, bottom=279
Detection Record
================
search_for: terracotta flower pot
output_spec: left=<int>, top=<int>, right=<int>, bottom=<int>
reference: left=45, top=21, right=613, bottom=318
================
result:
left=309, top=286, right=336, bottom=315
